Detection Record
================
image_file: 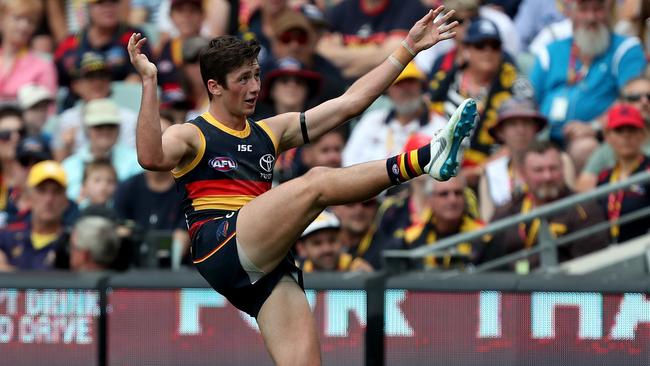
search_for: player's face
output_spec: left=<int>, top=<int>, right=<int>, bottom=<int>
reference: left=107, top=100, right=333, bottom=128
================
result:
left=303, top=229, right=341, bottom=271
left=223, top=62, right=261, bottom=116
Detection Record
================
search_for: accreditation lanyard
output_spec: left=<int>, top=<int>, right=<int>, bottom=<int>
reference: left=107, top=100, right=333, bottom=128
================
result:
left=567, top=43, right=589, bottom=85
left=518, top=194, right=540, bottom=249
left=607, top=157, right=643, bottom=240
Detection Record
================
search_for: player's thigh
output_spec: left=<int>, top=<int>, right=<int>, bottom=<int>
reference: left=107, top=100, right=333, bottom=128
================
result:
left=257, top=279, right=321, bottom=366
left=236, top=171, right=325, bottom=272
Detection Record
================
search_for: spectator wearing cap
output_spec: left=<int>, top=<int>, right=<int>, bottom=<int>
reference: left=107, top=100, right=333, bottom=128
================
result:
left=415, top=0, right=521, bottom=76
left=481, top=141, right=608, bottom=272
left=155, top=0, right=205, bottom=115
left=264, top=9, right=345, bottom=105
left=478, top=97, right=576, bottom=221
left=429, top=18, right=526, bottom=178
left=578, top=76, right=650, bottom=192
left=17, top=85, right=55, bottom=143
left=52, top=52, right=138, bottom=161
left=318, top=0, right=427, bottom=81
left=54, top=0, right=151, bottom=90
left=0, top=0, right=57, bottom=102
left=529, top=0, right=647, bottom=150
left=70, top=215, right=120, bottom=271
left=61, top=98, right=142, bottom=202
left=0, top=161, right=71, bottom=271
left=343, top=62, right=437, bottom=167
left=402, top=176, right=487, bottom=270
left=597, top=103, right=650, bottom=243
left=253, top=57, right=323, bottom=120
left=296, top=211, right=373, bottom=273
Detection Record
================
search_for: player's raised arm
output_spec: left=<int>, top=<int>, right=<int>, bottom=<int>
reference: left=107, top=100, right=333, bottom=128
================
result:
left=127, top=33, right=196, bottom=171
left=265, top=6, right=458, bottom=152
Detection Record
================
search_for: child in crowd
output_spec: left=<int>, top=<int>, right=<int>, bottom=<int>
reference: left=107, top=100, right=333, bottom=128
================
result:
left=79, top=159, right=117, bottom=209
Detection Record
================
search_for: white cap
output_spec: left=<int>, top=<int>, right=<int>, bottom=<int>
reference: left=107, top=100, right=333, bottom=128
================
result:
left=84, top=99, right=121, bottom=127
left=301, top=211, right=340, bottom=238
left=17, top=84, right=54, bottom=110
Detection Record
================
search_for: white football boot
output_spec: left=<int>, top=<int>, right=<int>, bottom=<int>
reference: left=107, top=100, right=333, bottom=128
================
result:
left=424, top=98, right=478, bottom=181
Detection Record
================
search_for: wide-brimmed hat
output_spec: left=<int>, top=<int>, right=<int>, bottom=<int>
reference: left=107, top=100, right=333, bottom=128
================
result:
left=488, top=97, right=547, bottom=143
left=261, top=57, right=322, bottom=101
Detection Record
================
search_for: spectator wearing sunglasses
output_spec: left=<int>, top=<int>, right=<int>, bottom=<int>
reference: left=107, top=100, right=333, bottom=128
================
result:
left=577, top=76, right=650, bottom=192
left=429, top=18, right=527, bottom=182
left=416, top=0, right=521, bottom=76
left=401, top=175, right=486, bottom=270
left=264, top=9, right=345, bottom=107
left=0, top=106, right=26, bottom=217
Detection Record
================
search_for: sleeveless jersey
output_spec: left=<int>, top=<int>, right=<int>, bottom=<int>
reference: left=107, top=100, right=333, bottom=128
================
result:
left=173, top=112, right=279, bottom=229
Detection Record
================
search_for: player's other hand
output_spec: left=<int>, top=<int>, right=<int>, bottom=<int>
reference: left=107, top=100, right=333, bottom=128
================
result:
left=127, top=33, right=157, bottom=79
left=406, top=6, right=458, bottom=54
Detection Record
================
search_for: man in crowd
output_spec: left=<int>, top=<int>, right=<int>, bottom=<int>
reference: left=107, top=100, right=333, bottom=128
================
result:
left=529, top=0, right=646, bottom=163
left=482, top=141, right=609, bottom=272
left=296, top=211, right=373, bottom=272
left=0, top=161, right=70, bottom=271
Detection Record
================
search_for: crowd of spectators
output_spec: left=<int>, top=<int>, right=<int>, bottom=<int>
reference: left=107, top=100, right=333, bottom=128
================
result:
left=0, top=0, right=649, bottom=274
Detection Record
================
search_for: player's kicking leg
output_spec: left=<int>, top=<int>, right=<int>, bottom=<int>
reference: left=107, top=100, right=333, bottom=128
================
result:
left=236, top=99, right=477, bottom=364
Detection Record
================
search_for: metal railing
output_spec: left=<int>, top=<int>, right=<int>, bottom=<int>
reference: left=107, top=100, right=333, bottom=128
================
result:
left=383, top=170, right=650, bottom=274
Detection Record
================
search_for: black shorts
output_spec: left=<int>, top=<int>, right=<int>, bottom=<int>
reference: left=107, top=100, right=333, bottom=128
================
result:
left=190, top=211, right=303, bottom=318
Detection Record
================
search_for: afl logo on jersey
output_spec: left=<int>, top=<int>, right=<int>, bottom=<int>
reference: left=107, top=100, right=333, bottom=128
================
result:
left=209, top=156, right=238, bottom=172
left=259, top=154, right=275, bottom=173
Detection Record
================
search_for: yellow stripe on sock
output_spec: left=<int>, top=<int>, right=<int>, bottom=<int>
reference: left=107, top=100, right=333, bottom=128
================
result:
left=409, top=150, right=423, bottom=175
left=399, top=154, right=409, bottom=180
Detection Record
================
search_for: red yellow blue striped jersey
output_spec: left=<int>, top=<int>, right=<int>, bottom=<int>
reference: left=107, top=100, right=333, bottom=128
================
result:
left=173, top=112, right=279, bottom=228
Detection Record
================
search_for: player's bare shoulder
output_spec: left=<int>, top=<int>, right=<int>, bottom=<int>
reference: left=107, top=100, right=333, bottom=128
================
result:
left=162, top=122, right=203, bottom=170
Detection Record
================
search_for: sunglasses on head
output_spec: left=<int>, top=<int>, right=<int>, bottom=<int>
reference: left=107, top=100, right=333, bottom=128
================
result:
left=623, top=93, right=650, bottom=102
left=278, top=30, right=309, bottom=45
left=471, top=41, right=501, bottom=51
left=0, top=128, right=25, bottom=141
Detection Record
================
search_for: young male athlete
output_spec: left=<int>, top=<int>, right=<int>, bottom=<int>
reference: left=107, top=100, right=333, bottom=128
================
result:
left=128, top=6, right=475, bottom=365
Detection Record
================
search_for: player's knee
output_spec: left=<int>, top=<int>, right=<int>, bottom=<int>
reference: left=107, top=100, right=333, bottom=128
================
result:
left=301, top=167, right=335, bottom=206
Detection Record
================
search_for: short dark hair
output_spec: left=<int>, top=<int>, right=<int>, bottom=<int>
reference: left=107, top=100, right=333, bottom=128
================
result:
left=523, top=140, right=560, bottom=160
left=199, top=36, right=261, bottom=98
left=83, top=158, right=117, bottom=183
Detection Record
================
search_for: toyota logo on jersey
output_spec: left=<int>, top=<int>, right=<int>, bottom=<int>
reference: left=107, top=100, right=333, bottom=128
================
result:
left=209, top=156, right=238, bottom=172
left=259, top=154, right=275, bottom=173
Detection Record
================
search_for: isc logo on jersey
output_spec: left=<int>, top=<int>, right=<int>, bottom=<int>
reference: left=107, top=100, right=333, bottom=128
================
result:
left=208, top=156, right=238, bottom=172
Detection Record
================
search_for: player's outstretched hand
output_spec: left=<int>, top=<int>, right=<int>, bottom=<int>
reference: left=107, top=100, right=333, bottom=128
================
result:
left=127, top=33, right=157, bottom=79
left=406, top=6, right=458, bottom=54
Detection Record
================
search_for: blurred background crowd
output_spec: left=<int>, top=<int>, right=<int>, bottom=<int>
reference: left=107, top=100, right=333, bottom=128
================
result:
left=0, top=0, right=648, bottom=274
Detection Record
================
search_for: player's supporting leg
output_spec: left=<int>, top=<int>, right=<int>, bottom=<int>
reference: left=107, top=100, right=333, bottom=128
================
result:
left=257, top=280, right=321, bottom=366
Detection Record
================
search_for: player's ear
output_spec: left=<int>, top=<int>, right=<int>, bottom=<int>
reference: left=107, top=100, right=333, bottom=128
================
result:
left=207, top=79, right=223, bottom=97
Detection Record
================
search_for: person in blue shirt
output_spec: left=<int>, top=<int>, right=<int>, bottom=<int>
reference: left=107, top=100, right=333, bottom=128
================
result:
left=529, top=0, right=647, bottom=157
